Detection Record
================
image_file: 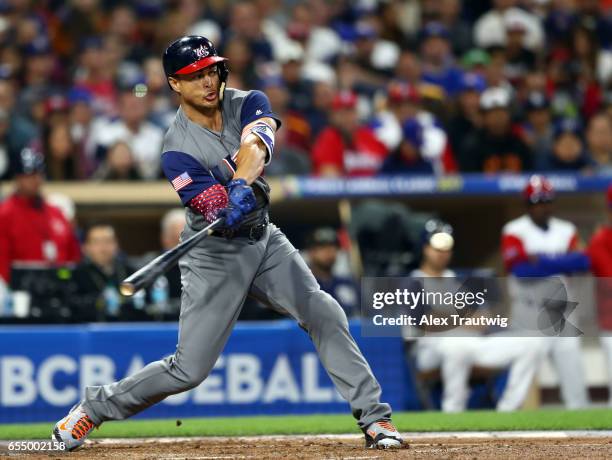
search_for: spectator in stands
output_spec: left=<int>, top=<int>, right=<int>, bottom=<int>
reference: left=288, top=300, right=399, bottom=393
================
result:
left=431, top=0, right=473, bottom=56
left=277, top=42, right=311, bottom=115
left=502, top=13, right=537, bottom=86
left=459, top=87, right=532, bottom=173
left=587, top=184, right=612, bottom=405
left=227, top=0, right=274, bottom=64
left=345, top=21, right=399, bottom=85
left=473, top=0, right=544, bottom=51
left=0, top=109, right=13, bottom=179
left=41, top=119, right=81, bottom=181
left=93, top=141, right=142, bottom=181
left=460, top=48, right=491, bottom=75
left=311, top=90, right=388, bottom=176
left=586, top=113, right=612, bottom=173
left=519, top=92, right=554, bottom=160
left=67, top=87, right=97, bottom=176
left=73, top=37, right=118, bottom=117
left=91, top=84, right=164, bottom=180
left=0, top=79, right=36, bottom=179
left=380, top=119, right=433, bottom=174
left=372, top=81, right=421, bottom=153
left=418, top=22, right=464, bottom=97
left=16, top=39, right=59, bottom=122
left=301, top=68, right=334, bottom=138
left=0, top=148, right=81, bottom=283
left=70, top=222, right=145, bottom=322
left=304, top=227, right=358, bottom=317
left=51, top=0, right=104, bottom=60
left=537, top=119, right=594, bottom=172
left=260, top=77, right=311, bottom=176
left=447, top=73, right=486, bottom=156
left=408, top=219, right=543, bottom=412
left=143, top=56, right=176, bottom=130
left=502, top=175, right=590, bottom=409
left=222, top=36, right=259, bottom=90
left=569, top=24, right=605, bottom=119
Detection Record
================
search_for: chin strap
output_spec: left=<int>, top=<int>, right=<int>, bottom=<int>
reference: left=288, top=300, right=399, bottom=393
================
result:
left=219, top=81, right=226, bottom=102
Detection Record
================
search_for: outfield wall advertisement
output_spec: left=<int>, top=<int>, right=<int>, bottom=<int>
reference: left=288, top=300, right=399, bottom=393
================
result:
left=0, top=321, right=411, bottom=423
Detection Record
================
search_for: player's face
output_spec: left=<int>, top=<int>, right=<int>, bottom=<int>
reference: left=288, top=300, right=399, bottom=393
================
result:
left=309, top=244, right=338, bottom=271
left=169, top=65, right=221, bottom=109
left=423, top=245, right=452, bottom=272
left=15, top=172, right=43, bottom=197
left=528, top=202, right=552, bottom=227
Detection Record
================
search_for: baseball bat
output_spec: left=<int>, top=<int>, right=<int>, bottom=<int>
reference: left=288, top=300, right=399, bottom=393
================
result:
left=119, top=218, right=224, bottom=297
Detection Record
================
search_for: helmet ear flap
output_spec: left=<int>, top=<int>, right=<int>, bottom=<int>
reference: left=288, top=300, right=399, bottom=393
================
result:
left=218, top=61, right=229, bottom=83
left=218, top=61, right=229, bottom=100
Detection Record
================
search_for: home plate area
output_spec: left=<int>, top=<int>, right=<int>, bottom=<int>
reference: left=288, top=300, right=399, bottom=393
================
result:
left=10, top=432, right=612, bottom=459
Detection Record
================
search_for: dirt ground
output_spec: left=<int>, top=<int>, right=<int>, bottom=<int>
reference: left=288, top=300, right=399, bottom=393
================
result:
left=5, top=436, right=612, bottom=460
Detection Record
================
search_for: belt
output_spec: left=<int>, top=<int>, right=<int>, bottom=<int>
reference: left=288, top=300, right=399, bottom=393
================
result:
left=212, top=215, right=269, bottom=243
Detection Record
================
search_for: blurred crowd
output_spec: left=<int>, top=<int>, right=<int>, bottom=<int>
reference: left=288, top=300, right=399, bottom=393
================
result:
left=0, top=0, right=611, bottom=180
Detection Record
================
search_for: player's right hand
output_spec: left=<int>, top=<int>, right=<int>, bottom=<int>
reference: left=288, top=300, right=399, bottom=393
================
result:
left=227, top=179, right=256, bottom=214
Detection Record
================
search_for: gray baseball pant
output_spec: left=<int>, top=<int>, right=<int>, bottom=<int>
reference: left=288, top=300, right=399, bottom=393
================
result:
left=82, top=224, right=391, bottom=428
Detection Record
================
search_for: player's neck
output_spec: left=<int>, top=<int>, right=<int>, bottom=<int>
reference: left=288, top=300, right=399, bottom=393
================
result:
left=419, top=264, right=445, bottom=277
left=182, top=103, right=223, bottom=132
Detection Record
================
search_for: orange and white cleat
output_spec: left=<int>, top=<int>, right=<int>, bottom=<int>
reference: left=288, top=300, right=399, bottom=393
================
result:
left=52, top=404, right=96, bottom=451
left=363, top=419, right=403, bottom=449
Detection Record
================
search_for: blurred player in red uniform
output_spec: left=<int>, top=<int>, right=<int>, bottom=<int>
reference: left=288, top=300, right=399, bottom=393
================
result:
left=501, top=175, right=590, bottom=408
left=0, top=148, right=81, bottom=284
left=587, top=183, right=612, bottom=405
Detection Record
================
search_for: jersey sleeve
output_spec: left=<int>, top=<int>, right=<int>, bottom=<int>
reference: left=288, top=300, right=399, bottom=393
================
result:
left=568, top=232, right=580, bottom=251
left=501, top=233, right=528, bottom=272
left=588, top=231, right=612, bottom=277
left=161, top=151, right=219, bottom=205
left=240, top=90, right=282, bottom=130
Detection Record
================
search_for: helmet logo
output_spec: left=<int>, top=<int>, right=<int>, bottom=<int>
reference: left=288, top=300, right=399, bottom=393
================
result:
left=194, top=45, right=209, bottom=60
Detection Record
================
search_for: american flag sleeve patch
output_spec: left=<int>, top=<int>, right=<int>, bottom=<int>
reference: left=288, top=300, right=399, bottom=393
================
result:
left=171, top=172, right=193, bottom=191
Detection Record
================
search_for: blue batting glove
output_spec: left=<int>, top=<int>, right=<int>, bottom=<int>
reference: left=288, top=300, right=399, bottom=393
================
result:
left=218, top=204, right=244, bottom=230
left=227, top=179, right=256, bottom=214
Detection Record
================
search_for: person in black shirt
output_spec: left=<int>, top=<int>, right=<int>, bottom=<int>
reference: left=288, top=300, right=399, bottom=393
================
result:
left=458, top=87, right=532, bottom=173
left=70, top=222, right=146, bottom=322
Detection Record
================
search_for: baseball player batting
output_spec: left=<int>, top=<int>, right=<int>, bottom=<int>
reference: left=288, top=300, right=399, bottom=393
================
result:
left=52, top=36, right=403, bottom=451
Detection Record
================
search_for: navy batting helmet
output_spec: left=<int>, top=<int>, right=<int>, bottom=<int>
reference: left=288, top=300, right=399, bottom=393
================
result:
left=162, top=35, right=229, bottom=90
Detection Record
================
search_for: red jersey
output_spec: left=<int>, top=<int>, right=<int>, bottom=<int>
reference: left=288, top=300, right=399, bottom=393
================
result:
left=0, top=194, right=81, bottom=282
left=312, top=126, right=388, bottom=176
left=587, top=226, right=612, bottom=330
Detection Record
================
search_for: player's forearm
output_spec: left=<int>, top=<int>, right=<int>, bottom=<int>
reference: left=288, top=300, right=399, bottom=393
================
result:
left=233, top=117, right=277, bottom=184
left=232, top=140, right=266, bottom=184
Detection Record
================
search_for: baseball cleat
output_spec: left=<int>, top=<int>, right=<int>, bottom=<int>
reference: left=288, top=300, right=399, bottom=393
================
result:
left=52, top=404, right=96, bottom=451
left=363, top=419, right=403, bottom=449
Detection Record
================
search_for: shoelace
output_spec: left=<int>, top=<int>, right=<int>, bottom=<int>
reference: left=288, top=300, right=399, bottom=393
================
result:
left=71, top=415, right=95, bottom=440
left=377, top=421, right=398, bottom=432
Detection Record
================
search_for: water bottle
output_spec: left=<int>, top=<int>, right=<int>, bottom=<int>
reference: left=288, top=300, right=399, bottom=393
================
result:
left=132, top=289, right=146, bottom=310
left=151, top=276, right=169, bottom=314
left=1, top=288, right=12, bottom=318
left=103, top=285, right=121, bottom=317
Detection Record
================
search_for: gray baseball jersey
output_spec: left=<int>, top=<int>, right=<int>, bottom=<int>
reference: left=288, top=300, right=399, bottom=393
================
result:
left=80, top=88, right=392, bottom=429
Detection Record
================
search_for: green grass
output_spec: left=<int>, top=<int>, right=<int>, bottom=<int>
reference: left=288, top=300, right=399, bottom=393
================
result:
left=1, top=409, right=612, bottom=440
